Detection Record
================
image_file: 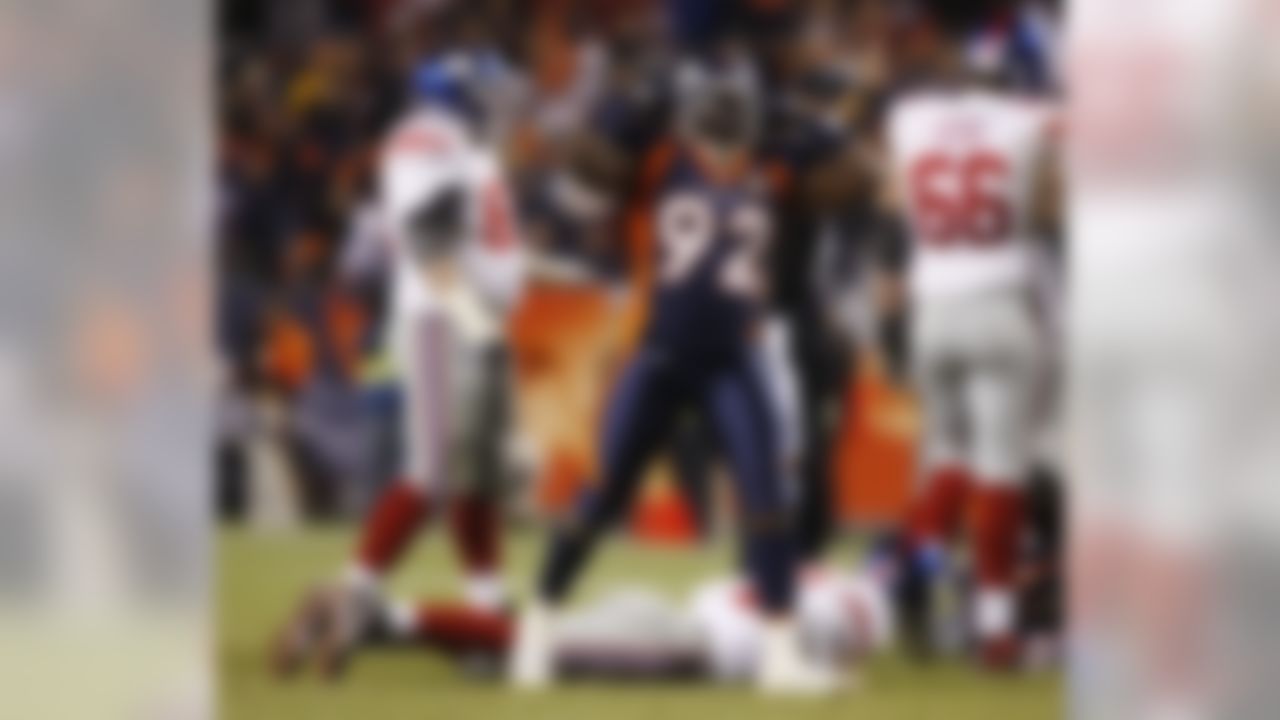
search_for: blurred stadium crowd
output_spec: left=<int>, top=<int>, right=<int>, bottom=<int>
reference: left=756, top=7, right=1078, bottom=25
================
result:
left=216, top=0, right=1060, bottom=523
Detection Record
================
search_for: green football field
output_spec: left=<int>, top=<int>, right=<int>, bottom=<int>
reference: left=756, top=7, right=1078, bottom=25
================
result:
left=219, top=526, right=1061, bottom=719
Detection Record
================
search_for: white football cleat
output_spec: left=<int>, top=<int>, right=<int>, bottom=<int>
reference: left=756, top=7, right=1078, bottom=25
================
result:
left=509, top=601, right=556, bottom=689
left=757, top=618, right=847, bottom=696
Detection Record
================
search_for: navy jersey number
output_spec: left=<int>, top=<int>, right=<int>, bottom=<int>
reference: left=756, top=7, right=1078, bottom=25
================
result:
left=656, top=191, right=770, bottom=299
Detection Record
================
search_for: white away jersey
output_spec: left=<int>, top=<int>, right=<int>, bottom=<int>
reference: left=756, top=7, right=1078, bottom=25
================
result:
left=379, top=107, right=525, bottom=339
left=888, top=89, right=1056, bottom=299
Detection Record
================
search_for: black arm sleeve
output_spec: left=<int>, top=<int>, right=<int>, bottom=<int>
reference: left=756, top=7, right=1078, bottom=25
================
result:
left=872, top=211, right=911, bottom=274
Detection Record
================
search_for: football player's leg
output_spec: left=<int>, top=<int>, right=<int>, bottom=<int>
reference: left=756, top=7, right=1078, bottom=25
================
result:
left=515, top=350, right=680, bottom=687
left=449, top=341, right=510, bottom=609
left=705, top=361, right=794, bottom=615
left=785, top=308, right=841, bottom=561
left=909, top=311, right=972, bottom=546
left=377, top=598, right=512, bottom=659
left=966, top=299, right=1042, bottom=669
left=349, top=314, right=454, bottom=593
left=301, top=593, right=512, bottom=678
left=669, top=417, right=714, bottom=539
left=537, top=350, right=680, bottom=604
left=706, top=361, right=840, bottom=693
left=894, top=305, right=970, bottom=657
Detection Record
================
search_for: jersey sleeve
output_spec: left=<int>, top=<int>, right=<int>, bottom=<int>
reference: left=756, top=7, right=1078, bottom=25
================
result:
left=634, top=140, right=679, bottom=204
left=882, top=100, right=913, bottom=218
left=338, top=203, right=392, bottom=284
left=467, top=156, right=528, bottom=310
left=626, top=139, right=679, bottom=282
left=478, top=171, right=521, bottom=252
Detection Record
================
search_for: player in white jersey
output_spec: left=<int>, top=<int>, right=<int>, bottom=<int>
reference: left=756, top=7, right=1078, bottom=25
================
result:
left=880, top=25, right=1059, bottom=670
left=273, top=53, right=527, bottom=679
left=271, top=560, right=893, bottom=686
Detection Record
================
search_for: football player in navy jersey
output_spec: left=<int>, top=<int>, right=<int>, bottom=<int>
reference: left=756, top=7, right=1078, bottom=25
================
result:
left=511, top=59, right=843, bottom=695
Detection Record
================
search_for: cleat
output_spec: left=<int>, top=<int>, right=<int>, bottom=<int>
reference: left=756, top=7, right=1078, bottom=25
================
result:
left=757, top=618, right=847, bottom=696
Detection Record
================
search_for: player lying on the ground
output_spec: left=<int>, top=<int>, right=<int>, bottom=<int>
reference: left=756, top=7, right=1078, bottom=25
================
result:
left=273, top=560, right=893, bottom=684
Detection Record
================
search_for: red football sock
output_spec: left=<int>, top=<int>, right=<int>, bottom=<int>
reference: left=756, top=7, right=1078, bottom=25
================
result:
left=972, top=484, right=1023, bottom=587
left=356, top=482, right=431, bottom=573
left=450, top=492, right=501, bottom=574
left=971, top=483, right=1025, bottom=669
left=909, top=464, right=974, bottom=545
left=415, top=602, right=513, bottom=656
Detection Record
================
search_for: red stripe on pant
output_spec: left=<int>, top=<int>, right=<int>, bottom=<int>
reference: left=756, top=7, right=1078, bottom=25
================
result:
left=909, top=464, right=974, bottom=544
left=416, top=602, right=512, bottom=655
left=356, top=482, right=431, bottom=572
left=972, top=484, right=1025, bottom=669
left=972, top=485, right=1023, bottom=588
left=356, top=317, right=448, bottom=574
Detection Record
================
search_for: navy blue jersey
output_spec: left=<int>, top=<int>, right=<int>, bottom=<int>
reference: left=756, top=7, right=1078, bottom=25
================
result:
left=640, top=144, right=777, bottom=364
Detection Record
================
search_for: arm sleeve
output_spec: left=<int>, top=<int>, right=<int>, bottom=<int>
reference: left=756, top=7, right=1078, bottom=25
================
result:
left=469, top=162, right=528, bottom=310
left=872, top=211, right=910, bottom=273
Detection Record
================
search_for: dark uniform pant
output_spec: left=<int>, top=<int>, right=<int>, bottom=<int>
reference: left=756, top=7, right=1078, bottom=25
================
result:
left=539, top=346, right=796, bottom=613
